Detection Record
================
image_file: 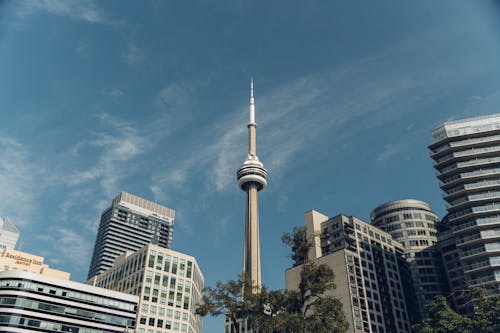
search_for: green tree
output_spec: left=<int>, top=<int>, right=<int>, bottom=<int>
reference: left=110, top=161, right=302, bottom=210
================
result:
left=196, top=227, right=349, bottom=333
left=413, top=288, right=500, bottom=333
left=195, top=277, right=254, bottom=333
left=469, top=288, right=500, bottom=333
left=412, top=295, right=472, bottom=333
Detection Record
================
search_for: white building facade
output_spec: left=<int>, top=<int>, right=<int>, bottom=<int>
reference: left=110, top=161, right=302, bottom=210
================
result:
left=89, top=244, right=204, bottom=333
left=0, top=270, right=138, bottom=332
left=430, top=114, right=500, bottom=298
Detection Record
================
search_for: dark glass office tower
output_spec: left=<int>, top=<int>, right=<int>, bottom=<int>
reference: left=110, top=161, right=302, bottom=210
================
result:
left=87, top=192, right=175, bottom=279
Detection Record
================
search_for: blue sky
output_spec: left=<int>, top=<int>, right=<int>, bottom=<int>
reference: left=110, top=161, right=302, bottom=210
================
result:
left=1, top=1, right=500, bottom=331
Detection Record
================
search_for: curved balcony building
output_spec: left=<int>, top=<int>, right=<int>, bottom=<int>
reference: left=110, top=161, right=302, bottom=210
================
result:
left=370, top=199, right=447, bottom=322
left=429, top=114, right=500, bottom=298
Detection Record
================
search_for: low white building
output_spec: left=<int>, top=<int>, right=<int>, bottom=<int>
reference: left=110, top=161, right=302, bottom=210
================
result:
left=0, top=270, right=138, bottom=332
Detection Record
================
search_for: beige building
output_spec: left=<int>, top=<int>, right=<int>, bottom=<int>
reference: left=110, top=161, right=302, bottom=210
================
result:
left=88, top=243, right=204, bottom=333
left=286, top=210, right=411, bottom=333
left=0, top=248, right=70, bottom=280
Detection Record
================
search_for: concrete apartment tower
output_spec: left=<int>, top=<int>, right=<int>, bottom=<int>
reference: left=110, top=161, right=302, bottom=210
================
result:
left=370, top=199, right=448, bottom=322
left=286, top=211, right=411, bottom=333
left=236, top=79, right=268, bottom=291
left=429, top=114, right=500, bottom=300
left=88, top=192, right=175, bottom=279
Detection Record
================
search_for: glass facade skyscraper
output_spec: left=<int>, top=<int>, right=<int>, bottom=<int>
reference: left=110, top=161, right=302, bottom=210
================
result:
left=430, top=114, right=500, bottom=297
left=88, top=192, right=175, bottom=279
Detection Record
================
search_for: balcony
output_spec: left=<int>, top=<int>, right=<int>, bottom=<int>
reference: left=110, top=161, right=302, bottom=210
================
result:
left=463, top=257, right=499, bottom=274
left=457, top=229, right=500, bottom=247
left=453, top=216, right=500, bottom=234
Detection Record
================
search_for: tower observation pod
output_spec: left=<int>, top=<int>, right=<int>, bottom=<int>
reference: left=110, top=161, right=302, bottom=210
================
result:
left=236, top=79, right=268, bottom=294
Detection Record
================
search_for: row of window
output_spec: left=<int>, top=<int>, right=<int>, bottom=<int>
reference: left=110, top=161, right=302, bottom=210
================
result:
left=0, top=314, right=126, bottom=333
left=0, top=296, right=134, bottom=327
left=141, top=304, right=189, bottom=321
left=0, top=279, right=136, bottom=311
left=139, top=316, right=189, bottom=332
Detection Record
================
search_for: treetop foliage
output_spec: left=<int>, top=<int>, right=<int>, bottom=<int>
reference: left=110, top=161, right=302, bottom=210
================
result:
left=413, top=288, right=499, bottom=333
left=196, top=227, right=349, bottom=333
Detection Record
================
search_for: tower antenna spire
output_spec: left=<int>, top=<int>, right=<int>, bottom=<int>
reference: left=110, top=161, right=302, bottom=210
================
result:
left=237, top=78, right=268, bottom=295
left=249, top=78, right=255, bottom=125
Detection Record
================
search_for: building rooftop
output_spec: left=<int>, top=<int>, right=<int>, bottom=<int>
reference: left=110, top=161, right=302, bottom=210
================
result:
left=112, top=191, right=175, bottom=220
left=432, top=113, right=500, bottom=142
left=0, top=217, right=19, bottom=234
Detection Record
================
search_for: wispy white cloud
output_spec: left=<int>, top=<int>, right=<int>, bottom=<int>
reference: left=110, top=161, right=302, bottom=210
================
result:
left=19, top=0, right=121, bottom=26
left=102, top=88, right=124, bottom=103
left=157, top=82, right=193, bottom=109
left=41, top=227, right=92, bottom=270
left=0, top=136, right=44, bottom=227
left=150, top=184, right=168, bottom=204
left=375, top=143, right=406, bottom=163
left=149, top=28, right=484, bottom=205
left=75, top=41, right=90, bottom=58
left=122, top=43, right=145, bottom=65
left=67, top=113, right=147, bottom=196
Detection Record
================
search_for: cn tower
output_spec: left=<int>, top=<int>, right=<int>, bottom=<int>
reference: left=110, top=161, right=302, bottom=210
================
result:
left=237, top=79, right=268, bottom=292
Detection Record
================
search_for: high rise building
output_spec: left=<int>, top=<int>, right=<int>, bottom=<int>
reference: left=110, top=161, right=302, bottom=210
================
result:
left=370, top=199, right=448, bottom=322
left=286, top=210, right=411, bottom=333
left=0, top=216, right=19, bottom=251
left=0, top=270, right=138, bottom=332
left=236, top=79, right=268, bottom=291
left=88, top=192, right=175, bottom=279
left=430, top=114, right=500, bottom=297
left=88, top=243, right=204, bottom=333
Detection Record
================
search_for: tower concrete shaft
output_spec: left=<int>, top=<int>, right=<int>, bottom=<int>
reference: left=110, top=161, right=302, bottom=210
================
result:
left=237, top=79, right=268, bottom=293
